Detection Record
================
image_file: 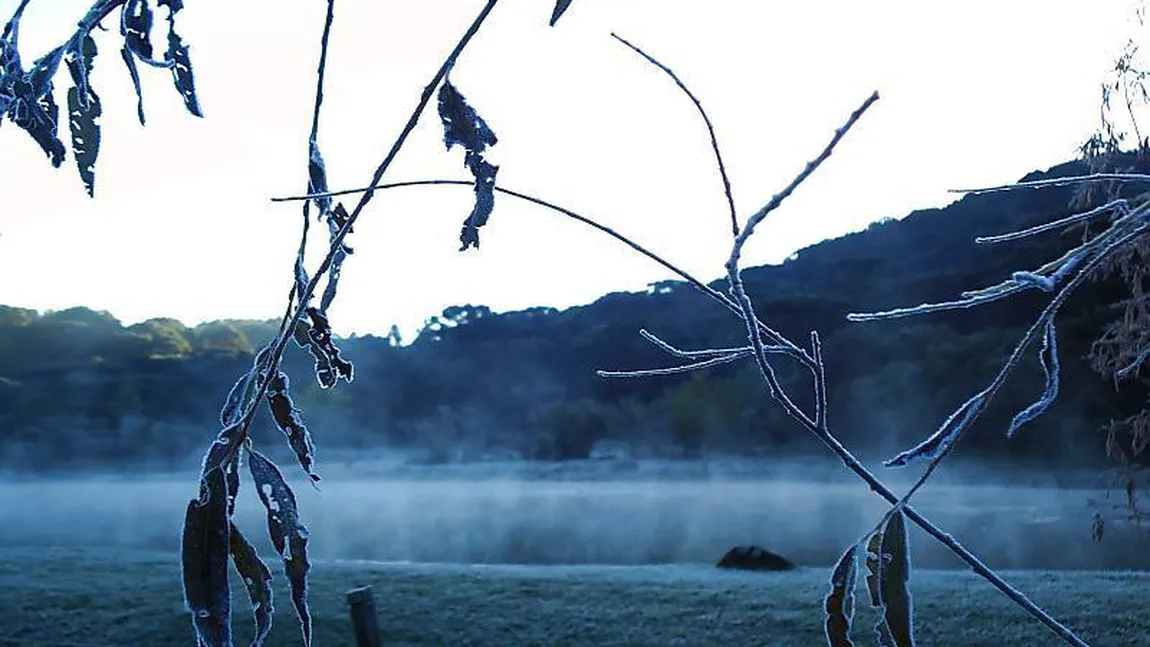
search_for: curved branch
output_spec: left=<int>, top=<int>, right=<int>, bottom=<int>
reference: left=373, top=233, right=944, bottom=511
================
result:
left=271, top=179, right=816, bottom=366
left=610, top=32, right=739, bottom=238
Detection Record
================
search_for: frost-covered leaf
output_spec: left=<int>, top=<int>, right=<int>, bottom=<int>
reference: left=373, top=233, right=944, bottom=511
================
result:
left=182, top=467, right=232, bottom=647
left=230, top=521, right=274, bottom=647
left=307, top=140, right=332, bottom=217
left=122, top=0, right=155, bottom=62
left=824, top=543, right=858, bottom=647
left=266, top=371, right=320, bottom=483
left=120, top=44, right=146, bottom=125
left=876, top=511, right=915, bottom=647
left=66, top=36, right=101, bottom=197
left=200, top=422, right=245, bottom=480
left=224, top=454, right=240, bottom=517
left=248, top=448, right=311, bottom=647
left=437, top=79, right=499, bottom=251
left=4, top=44, right=67, bottom=167
left=1005, top=320, right=1060, bottom=438
left=863, top=530, right=883, bottom=608
left=549, top=0, right=574, bottom=26
left=884, top=391, right=986, bottom=467
left=158, top=0, right=201, bottom=117
left=220, top=344, right=273, bottom=427
left=320, top=203, right=353, bottom=313
left=292, top=307, right=352, bottom=389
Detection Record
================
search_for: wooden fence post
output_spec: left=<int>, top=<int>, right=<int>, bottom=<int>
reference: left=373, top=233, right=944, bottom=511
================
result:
left=346, top=585, right=381, bottom=647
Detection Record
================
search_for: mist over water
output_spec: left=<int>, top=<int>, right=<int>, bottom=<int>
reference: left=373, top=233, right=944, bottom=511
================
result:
left=0, top=459, right=1144, bottom=571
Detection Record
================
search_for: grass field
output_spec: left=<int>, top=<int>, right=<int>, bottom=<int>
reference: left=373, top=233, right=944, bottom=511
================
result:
left=0, top=548, right=1147, bottom=646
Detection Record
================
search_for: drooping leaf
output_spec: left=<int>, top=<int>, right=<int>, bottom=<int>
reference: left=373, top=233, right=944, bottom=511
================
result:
left=159, top=0, right=201, bottom=117
left=320, top=203, right=353, bottom=313
left=824, top=543, right=858, bottom=647
left=292, top=307, right=353, bottom=389
left=884, top=390, right=986, bottom=467
left=437, top=79, right=499, bottom=251
left=230, top=522, right=274, bottom=647
left=307, top=139, right=332, bottom=217
left=122, top=0, right=155, bottom=62
left=549, top=0, right=574, bottom=26
left=66, top=36, right=101, bottom=197
left=266, top=371, right=320, bottom=483
left=224, top=453, right=240, bottom=517
left=182, top=467, right=232, bottom=647
left=876, top=511, right=915, bottom=647
left=863, top=530, right=883, bottom=608
left=459, top=155, right=497, bottom=251
left=120, top=44, right=146, bottom=125
left=295, top=204, right=311, bottom=308
left=220, top=344, right=273, bottom=427
left=1005, top=320, right=1060, bottom=438
left=200, top=422, right=245, bottom=480
left=248, top=448, right=311, bottom=647
left=4, top=44, right=67, bottom=167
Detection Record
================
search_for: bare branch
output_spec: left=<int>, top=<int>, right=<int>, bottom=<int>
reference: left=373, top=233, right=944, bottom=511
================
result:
left=610, top=32, right=740, bottom=237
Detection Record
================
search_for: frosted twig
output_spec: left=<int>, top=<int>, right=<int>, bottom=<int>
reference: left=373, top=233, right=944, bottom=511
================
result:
left=597, top=350, right=751, bottom=378
left=976, top=199, right=1129, bottom=244
left=811, top=331, right=828, bottom=430
left=1116, top=345, right=1150, bottom=379
left=273, top=179, right=817, bottom=366
left=639, top=328, right=752, bottom=358
left=952, top=172, right=1150, bottom=194
left=610, top=33, right=740, bottom=237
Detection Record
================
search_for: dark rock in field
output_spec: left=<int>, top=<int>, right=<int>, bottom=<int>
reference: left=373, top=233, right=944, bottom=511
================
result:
left=716, top=545, right=795, bottom=571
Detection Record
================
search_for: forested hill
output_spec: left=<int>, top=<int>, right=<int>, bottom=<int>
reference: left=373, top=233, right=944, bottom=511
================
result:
left=0, top=159, right=1143, bottom=472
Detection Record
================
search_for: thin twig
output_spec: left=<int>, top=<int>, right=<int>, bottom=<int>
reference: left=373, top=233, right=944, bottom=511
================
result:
left=597, top=350, right=751, bottom=378
left=610, top=32, right=740, bottom=237
left=952, top=172, right=1150, bottom=195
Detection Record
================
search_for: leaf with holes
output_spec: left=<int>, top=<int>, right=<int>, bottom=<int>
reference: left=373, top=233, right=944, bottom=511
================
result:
left=230, top=521, right=274, bottom=647
left=824, top=543, right=858, bottom=647
left=320, top=203, right=353, bottom=313
left=122, top=0, right=155, bottom=62
left=182, top=467, right=232, bottom=647
left=1006, top=320, right=1060, bottom=438
left=158, top=0, right=201, bottom=116
left=66, top=36, right=101, bottom=196
left=266, top=371, right=320, bottom=483
left=248, top=448, right=311, bottom=647
left=437, top=79, right=499, bottom=251
left=876, top=511, right=915, bottom=647
left=307, top=139, right=332, bottom=217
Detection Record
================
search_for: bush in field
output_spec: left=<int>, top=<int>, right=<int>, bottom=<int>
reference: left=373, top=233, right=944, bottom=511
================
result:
left=5, top=1, right=1148, bottom=646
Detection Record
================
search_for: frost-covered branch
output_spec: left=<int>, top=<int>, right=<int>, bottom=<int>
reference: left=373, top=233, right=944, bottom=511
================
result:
left=952, top=172, right=1150, bottom=194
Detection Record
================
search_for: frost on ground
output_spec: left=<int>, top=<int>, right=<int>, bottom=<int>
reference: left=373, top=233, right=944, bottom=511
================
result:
left=0, top=547, right=1147, bottom=647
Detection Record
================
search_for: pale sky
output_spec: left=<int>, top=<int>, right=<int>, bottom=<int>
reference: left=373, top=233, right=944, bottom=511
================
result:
left=0, top=0, right=1137, bottom=337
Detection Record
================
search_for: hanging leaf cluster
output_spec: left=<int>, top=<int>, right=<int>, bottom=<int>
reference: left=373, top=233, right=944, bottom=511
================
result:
left=0, top=0, right=201, bottom=197
left=823, top=512, right=916, bottom=647
left=437, top=79, right=499, bottom=251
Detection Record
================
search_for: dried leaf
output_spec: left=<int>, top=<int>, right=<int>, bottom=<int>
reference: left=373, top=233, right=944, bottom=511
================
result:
left=266, top=371, right=320, bottom=483
left=307, top=140, right=332, bottom=217
left=320, top=202, right=353, bottom=313
left=182, top=467, right=232, bottom=647
left=292, top=307, right=353, bottom=389
left=1005, top=320, right=1060, bottom=438
left=65, top=36, right=101, bottom=197
left=248, top=448, right=312, bottom=647
left=122, top=0, right=155, bottom=61
left=230, top=522, right=274, bottom=647
left=437, top=79, right=499, bottom=251
left=4, top=45, right=67, bottom=167
left=884, top=391, right=985, bottom=467
left=158, top=0, right=201, bottom=117
left=863, top=530, right=883, bottom=608
left=824, top=544, right=858, bottom=647
left=220, top=344, right=273, bottom=427
left=876, top=511, right=915, bottom=647
left=119, top=44, right=146, bottom=125
left=549, top=0, right=574, bottom=26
